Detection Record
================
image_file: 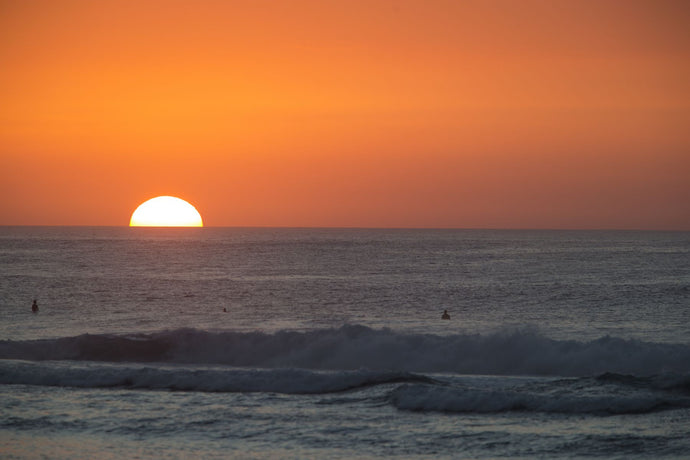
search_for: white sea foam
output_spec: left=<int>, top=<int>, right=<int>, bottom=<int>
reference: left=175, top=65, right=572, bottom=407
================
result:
left=389, top=382, right=690, bottom=415
left=1, top=325, right=689, bottom=376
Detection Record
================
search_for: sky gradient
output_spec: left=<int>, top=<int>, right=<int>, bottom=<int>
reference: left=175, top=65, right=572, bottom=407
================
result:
left=2, top=0, right=689, bottom=229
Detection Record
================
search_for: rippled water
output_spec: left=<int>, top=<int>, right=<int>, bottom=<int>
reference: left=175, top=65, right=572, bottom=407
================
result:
left=1, top=227, right=689, bottom=458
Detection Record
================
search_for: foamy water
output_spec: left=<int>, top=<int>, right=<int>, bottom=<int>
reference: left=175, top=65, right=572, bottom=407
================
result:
left=1, top=227, right=689, bottom=458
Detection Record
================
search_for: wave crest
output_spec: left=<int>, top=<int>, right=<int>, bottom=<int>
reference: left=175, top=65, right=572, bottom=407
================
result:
left=0, top=360, right=433, bottom=394
left=1, top=325, right=689, bottom=376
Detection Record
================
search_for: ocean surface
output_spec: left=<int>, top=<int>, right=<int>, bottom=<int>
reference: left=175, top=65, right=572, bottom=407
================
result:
left=1, top=226, right=689, bottom=459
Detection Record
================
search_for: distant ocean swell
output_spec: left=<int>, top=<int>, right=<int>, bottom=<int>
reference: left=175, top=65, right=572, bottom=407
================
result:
left=1, top=325, right=689, bottom=376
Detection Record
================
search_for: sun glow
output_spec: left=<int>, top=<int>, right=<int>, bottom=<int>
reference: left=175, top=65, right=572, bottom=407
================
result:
left=129, top=196, right=203, bottom=227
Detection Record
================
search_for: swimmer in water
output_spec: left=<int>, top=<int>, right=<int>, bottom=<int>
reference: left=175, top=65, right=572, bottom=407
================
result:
left=441, top=309, right=450, bottom=320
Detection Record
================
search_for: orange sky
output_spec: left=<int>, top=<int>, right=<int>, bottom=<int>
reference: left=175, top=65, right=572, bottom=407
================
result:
left=1, top=0, right=689, bottom=229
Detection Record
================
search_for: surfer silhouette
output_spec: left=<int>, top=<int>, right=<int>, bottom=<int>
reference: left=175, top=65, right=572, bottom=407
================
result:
left=31, top=299, right=39, bottom=313
left=441, top=309, right=450, bottom=320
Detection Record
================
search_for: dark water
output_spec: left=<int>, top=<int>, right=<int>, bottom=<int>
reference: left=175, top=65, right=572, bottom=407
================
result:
left=1, top=227, right=689, bottom=458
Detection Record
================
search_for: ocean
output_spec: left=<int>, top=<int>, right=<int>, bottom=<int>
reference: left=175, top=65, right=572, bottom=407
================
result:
left=1, top=227, right=689, bottom=459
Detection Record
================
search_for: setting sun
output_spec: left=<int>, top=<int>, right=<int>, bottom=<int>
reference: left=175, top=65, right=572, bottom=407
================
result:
left=1, top=1, right=689, bottom=230
left=129, top=196, right=203, bottom=227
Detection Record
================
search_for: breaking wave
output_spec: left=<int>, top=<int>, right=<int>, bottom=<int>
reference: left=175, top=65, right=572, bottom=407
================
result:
left=390, top=376, right=690, bottom=415
left=1, top=325, right=689, bottom=376
left=2, top=359, right=688, bottom=416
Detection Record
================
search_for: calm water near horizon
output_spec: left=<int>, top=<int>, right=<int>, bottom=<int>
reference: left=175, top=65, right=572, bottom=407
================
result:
left=1, top=226, right=689, bottom=458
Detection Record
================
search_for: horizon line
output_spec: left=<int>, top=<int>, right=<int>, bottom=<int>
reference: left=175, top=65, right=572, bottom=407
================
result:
left=1, top=224, right=688, bottom=232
